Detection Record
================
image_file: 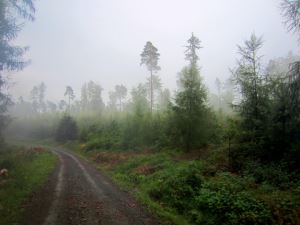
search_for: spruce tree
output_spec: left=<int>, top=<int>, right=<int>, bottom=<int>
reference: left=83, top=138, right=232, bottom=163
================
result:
left=55, top=115, right=78, bottom=143
left=233, top=33, right=269, bottom=143
left=173, top=33, right=207, bottom=151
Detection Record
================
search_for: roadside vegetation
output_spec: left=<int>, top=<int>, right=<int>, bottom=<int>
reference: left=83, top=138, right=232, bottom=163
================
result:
left=0, top=146, right=57, bottom=225
left=65, top=142, right=300, bottom=225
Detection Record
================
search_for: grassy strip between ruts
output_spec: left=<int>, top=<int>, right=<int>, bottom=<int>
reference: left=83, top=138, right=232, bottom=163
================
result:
left=0, top=146, right=58, bottom=225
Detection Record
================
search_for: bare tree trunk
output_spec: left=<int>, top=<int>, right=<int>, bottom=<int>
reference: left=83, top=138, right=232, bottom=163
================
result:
left=68, top=95, right=71, bottom=114
left=150, top=69, right=153, bottom=114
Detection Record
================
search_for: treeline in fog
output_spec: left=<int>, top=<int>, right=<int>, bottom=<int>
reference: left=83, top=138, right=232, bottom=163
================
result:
left=6, top=32, right=300, bottom=173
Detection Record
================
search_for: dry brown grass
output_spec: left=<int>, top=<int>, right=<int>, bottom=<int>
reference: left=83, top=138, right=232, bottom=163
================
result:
left=90, top=150, right=151, bottom=170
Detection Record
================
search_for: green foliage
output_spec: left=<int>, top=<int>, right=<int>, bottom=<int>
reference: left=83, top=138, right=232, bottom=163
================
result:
left=185, top=33, right=202, bottom=66
left=233, top=33, right=269, bottom=139
left=146, top=161, right=204, bottom=213
left=70, top=139, right=300, bottom=225
left=173, top=66, right=208, bottom=151
left=231, top=34, right=300, bottom=173
left=0, top=0, right=35, bottom=144
left=140, top=41, right=160, bottom=72
left=79, top=112, right=170, bottom=151
left=105, top=151, right=285, bottom=225
left=244, top=161, right=299, bottom=189
left=195, top=173, right=272, bottom=225
left=146, top=165, right=272, bottom=225
left=55, top=114, right=78, bottom=143
left=0, top=0, right=35, bottom=73
left=3, top=23, right=300, bottom=225
left=0, top=147, right=57, bottom=225
left=170, top=33, right=212, bottom=151
left=281, top=0, right=300, bottom=36
left=85, top=120, right=122, bottom=150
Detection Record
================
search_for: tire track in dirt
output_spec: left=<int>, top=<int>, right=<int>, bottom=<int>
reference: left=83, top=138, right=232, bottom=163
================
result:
left=61, top=151, right=105, bottom=198
left=22, top=148, right=162, bottom=225
left=43, top=151, right=64, bottom=225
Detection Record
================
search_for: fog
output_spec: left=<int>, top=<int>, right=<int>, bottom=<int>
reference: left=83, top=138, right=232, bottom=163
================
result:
left=11, top=0, right=298, bottom=102
left=3, top=1, right=300, bottom=224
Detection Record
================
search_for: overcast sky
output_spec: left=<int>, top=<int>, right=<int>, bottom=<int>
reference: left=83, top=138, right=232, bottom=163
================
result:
left=11, top=0, right=299, bottom=102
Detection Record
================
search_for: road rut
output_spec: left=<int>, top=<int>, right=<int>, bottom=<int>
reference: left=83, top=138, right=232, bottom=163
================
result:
left=22, top=148, right=162, bottom=225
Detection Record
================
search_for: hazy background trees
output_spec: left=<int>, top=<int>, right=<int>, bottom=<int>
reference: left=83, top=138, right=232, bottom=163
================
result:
left=114, top=85, right=127, bottom=112
left=30, top=82, right=46, bottom=113
left=81, top=81, right=104, bottom=113
left=210, top=77, right=234, bottom=114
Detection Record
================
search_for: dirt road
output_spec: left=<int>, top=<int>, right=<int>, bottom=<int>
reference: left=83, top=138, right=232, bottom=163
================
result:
left=22, top=148, right=162, bottom=225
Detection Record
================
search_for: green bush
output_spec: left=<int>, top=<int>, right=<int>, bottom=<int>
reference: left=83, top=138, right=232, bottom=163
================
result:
left=55, top=115, right=78, bottom=143
left=144, top=167, right=273, bottom=225
left=146, top=161, right=204, bottom=213
left=244, top=162, right=294, bottom=189
left=195, top=190, right=272, bottom=225
left=85, top=121, right=122, bottom=151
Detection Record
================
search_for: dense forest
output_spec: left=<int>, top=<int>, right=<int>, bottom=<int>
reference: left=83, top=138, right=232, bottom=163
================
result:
left=1, top=0, right=300, bottom=225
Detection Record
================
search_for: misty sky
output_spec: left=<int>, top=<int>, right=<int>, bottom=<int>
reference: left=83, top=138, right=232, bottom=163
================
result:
left=11, top=0, right=299, bottom=103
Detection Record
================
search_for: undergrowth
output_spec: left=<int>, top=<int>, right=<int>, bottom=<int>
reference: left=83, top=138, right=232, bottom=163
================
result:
left=0, top=146, right=58, bottom=225
left=70, top=143, right=300, bottom=225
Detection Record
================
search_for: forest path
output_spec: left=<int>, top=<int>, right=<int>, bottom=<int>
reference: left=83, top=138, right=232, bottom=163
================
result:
left=21, top=148, right=161, bottom=225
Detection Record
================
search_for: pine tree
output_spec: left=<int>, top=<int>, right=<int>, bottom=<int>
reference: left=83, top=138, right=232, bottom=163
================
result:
left=140, top=41, right=160, bottom=114
left=64, top=86, right=75, bottom=113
